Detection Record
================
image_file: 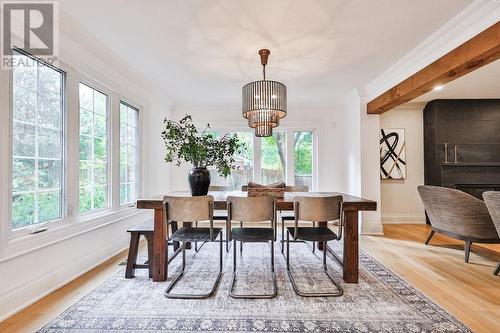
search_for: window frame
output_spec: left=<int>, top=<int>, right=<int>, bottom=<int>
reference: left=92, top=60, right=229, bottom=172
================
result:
left=118, top=100, right=141, bottom=207
left=291, top=130, right=315, bottom=191
left=9, top=49, right=68, bottom=236
left=2, top=49, right=145, bottom=245
left=205, top=126, right=318, bottom=190
left=77, top=81, right=112, bottom=216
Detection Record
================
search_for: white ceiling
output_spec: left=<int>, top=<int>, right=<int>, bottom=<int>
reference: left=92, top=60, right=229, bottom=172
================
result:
left=60, top=0, right=472, bottom=107
left=412, top=59, right=500, bottom=102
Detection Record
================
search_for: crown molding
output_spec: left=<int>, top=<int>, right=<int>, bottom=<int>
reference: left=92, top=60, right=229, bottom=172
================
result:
left=363, top=0, right=500, bottom=101
left=58, top=10, right=174, bottom=109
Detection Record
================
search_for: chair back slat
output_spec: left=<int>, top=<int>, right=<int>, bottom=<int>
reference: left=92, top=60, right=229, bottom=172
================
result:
left=164, top=195, right=213, bottom=222
left=294, top=195, right=342, bottom=222
left=227, top=196, right=275, bottom=222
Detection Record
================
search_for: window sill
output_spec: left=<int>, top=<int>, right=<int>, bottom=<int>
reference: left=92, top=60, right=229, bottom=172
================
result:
left=0, top=208, right=151, bottom=263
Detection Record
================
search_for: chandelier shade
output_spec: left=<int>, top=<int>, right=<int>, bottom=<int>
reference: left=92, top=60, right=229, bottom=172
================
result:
left=254, top=124, right=273, bottom=137
left=242, top=49, right=287, bottom=137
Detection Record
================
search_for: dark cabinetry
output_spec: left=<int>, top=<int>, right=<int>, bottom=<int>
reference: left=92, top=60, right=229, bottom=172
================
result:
left=424, top=99, right=500, bottom=200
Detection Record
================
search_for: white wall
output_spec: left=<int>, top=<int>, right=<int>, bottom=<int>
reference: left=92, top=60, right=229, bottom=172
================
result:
left=167, top=103, right=362, bottom=196
left=359, top=93, right=384, bottom=235
left=0, top=16, right=172, bottom=321
left=337, top=91, right=361, bottom=197
left=380, top=104, right=426, bottom=224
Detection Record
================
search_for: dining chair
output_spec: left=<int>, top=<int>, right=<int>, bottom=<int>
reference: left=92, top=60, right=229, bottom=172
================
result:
left=191, top=185, right=232, bottom=253
left=227, top=196, right=278, bottom=299
left=163, top=195, right=223, bottom=299
left=286, top=195, right=344, bottom=297
left=279, top=186, right=309, bottom=253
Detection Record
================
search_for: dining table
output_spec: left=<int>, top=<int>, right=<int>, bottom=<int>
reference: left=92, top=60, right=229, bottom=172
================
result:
left=136, top=190, right=377, bottom=284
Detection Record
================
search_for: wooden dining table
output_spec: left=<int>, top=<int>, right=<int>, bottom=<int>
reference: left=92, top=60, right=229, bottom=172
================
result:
left=137, top=191, right=377, bottom=284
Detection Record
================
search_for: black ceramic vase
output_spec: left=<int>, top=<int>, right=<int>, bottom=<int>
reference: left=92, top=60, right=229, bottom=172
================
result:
left=188, top=167, right=210, bottom=196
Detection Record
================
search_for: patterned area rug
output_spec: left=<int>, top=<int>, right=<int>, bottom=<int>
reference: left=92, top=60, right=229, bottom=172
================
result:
left=39, top=239, right=471, bottom=332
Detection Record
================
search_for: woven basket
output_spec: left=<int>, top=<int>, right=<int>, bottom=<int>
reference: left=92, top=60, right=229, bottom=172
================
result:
left=247, top=182, right=285, bottom=198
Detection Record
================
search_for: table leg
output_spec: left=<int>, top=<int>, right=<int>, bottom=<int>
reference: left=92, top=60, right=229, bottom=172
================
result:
left=343, top=211, right=359, bottom=283
left=153, top=208, right=167, bottom=282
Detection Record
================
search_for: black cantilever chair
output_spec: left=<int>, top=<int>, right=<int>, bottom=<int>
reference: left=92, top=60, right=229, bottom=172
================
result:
left=278, top=186, right=310, bottom=253
left=227, top=196, right=278, bottom=299
left=191, top=185, right=232, bottom=253
left=163, top=195, right=223, bottom=299
left=286, top=195, right=344, bottom=297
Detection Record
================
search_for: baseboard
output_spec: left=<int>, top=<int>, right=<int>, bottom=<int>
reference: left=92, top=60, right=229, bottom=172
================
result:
left=382, top=213, right=426, bottom=224
left=0, top=217, right=149, bottom=323
left=361, top=220, right=384, bottom=235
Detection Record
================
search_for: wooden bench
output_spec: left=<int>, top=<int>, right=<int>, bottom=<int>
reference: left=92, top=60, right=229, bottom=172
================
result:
left=125, top=224, right=154, bottom=278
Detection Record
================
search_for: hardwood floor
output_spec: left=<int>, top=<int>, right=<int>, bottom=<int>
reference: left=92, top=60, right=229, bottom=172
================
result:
left=0, top=248, right=130, bottom=333
left=362, top=224, right=500, bottom=333
left=0, top=224, right=498, bottom=333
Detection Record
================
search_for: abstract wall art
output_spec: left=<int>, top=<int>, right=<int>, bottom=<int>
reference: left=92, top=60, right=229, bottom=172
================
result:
left=380, top=128, right=406, bottom=179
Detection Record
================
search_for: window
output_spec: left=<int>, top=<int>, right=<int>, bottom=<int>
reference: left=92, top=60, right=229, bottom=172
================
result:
left=206, top=131, right=254, bottom=190
left=261, top=131, right=286, bottom=184
left=11, top=51, right=65, bottom=229
left=120, top=102, right=139, bottom=205
left=208, top=129, right=315, bottom=190
left=294, top=131, right=313, bottom=189
left=206, top=130, right=223, bottom=185
left=228, top=132, right=254, bottom=190
left=79, top=83, right=109, bottom=213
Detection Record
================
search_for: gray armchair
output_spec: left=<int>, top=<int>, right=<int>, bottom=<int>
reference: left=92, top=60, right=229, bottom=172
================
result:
left=417, top=185, right=500, bottom=263
left=482, top=191, right=500, bottom=275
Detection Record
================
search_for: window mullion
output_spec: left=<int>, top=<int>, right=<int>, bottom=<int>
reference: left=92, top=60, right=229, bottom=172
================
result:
left=254, top=135, right=261, bottom=183
left=34, top=63, right=40, bottom=224
left=90, top=106, right=95, bottom=211
left=65, top=72, right=80, bottom=222
left=111, top=96, right=120, bottom=209
left=286, top=130, right=294, bottom=186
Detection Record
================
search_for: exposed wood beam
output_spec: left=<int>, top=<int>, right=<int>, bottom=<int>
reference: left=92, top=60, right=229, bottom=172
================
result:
left=367, top=22, right=500, bottom=114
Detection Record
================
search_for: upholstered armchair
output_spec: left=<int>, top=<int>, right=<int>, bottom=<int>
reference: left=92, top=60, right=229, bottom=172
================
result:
left=417, top=186, right=500, bottom=263
left=482, top=191, right=500, bottom=275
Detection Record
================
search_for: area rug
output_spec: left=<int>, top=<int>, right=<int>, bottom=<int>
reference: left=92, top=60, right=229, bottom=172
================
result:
left=39, top=239, right=471, bottom=332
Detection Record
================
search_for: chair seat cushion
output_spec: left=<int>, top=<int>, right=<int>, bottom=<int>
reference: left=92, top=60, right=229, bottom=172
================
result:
left=286, top=227, right=337, bottom=242
left=171, top=228, right=222, bottom=242
left=231, top=228, right=274, bottom=242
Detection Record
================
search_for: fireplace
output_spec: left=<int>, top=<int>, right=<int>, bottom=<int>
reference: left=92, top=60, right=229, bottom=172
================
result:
left=455, top=184, right=500, bottom=200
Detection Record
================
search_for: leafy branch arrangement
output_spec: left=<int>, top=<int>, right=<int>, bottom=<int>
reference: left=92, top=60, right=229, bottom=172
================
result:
left=161, top=115, right=243, bottom=177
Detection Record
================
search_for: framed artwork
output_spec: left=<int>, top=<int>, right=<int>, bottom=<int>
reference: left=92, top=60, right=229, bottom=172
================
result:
left=380, top=128, right=406, bottom=179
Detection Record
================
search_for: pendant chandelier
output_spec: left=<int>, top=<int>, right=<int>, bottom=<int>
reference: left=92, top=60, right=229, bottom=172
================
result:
left=242, top=49, right=287, bottom=137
